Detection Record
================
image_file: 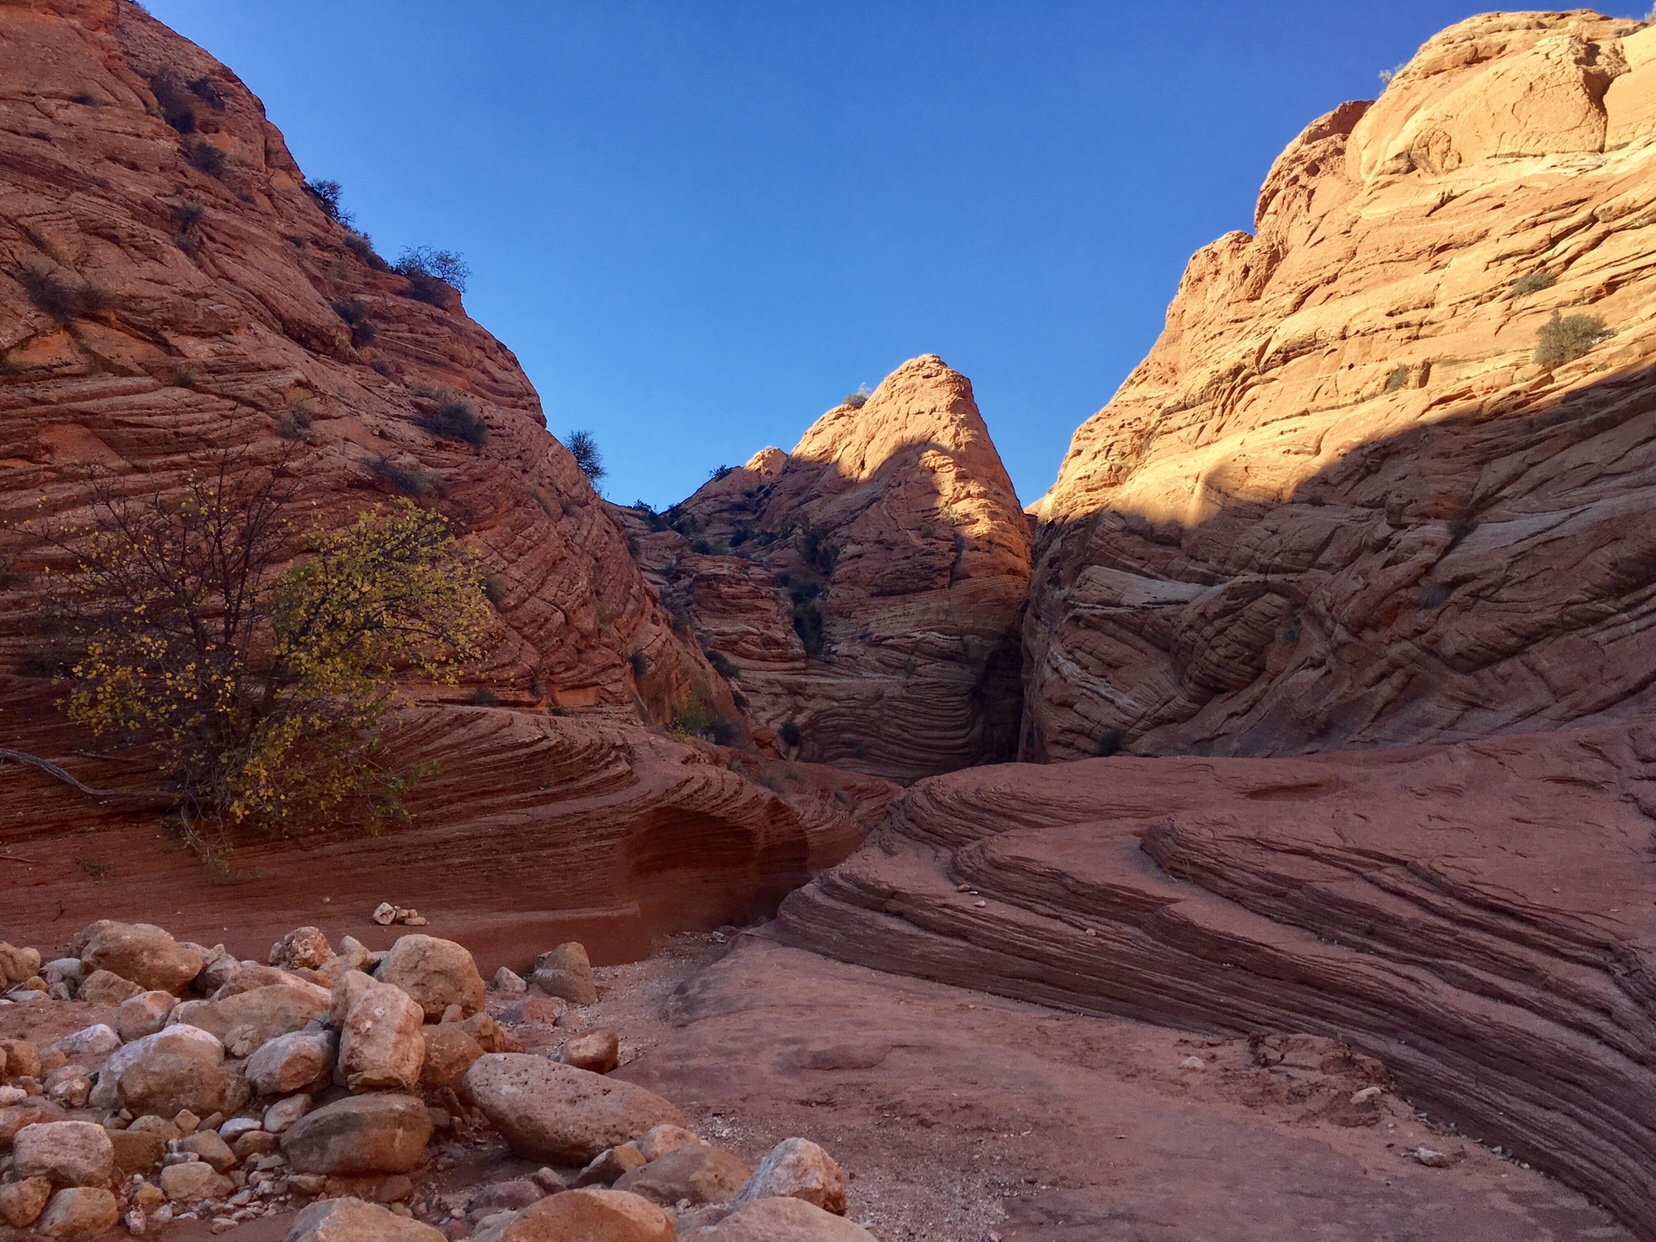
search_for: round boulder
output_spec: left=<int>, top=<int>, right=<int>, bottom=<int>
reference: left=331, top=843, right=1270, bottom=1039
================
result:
left=463, top=1054, right=686, bottom=1164
left=471, top=1188, right=673, bottom=1242
left=74, top=921, right=202, bottom=994
left=375, top=935, right=486, bottom=1021
left=287, top=1195, right=447, bottom=1241
left=734, top=1137, right=847, bottom=1215
left=34, top=1187, right=119, bottom=1240
left=13, top=1121, right=115, bottom=1188
left=281, top=1093, right=433, bottom=1176
left=616, top=1143, right=749, bottom=1207
left=691, top=1197, right=875, bottom=1241
left=101, top=1023, right=245, bottom=1118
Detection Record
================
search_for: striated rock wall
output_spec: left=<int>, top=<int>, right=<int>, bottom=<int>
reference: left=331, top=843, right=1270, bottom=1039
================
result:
left=617, top=356, right=1033, bottom=783
left=1025, top=11, right=1656, bottom=759
left=0, top=0, right=889, bottom=939
left=0, top=674, right=892, bottom=966
left=0, top=0, right=716, bottom=723
left=776, top=724, right=1656, bottom=1238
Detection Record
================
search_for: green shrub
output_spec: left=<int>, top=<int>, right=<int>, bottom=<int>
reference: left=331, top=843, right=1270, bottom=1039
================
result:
left=567, top=431, right=605, bottom=483
left=468, top=686, right=499, bottom=706
left=188, top=140, right=225, bottom=177
left=343, top=232, right=391, bottom=271
left=843, top=383, right=872, bottom=408
left=778, top=721, right=802, bottom=748
left=395, top=246, right=470, bottom=305
left=1512, top=269, right=1556, bottom=296
left=276, top=405, right=312, bottom=441
left=421, top=394, right=489, bottom=446
left=304, top=179, right=352, bottom=226
left=669, top=683, right=735, bottom=745
left=1534, top=310, right=1610, bottom=367
left=1384, top=365, right=1409, bottom=392
left=147, top=71, right=197, bottom=133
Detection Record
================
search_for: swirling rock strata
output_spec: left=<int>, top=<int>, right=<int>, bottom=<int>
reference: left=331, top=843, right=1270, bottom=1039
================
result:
left=0, top=0, right=714, bottom=721
left=1025, top=11, right=1656, bottom=759
left=617, top=356, right=1032, bottom=782
left=0, top=673, right=891, bottom=966
left=777, top=722, right=1656, bottom=1237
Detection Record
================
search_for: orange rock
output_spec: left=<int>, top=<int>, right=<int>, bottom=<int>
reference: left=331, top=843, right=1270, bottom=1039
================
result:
left=1025, top=11, right=1656, bottom=759
left=622, top=356, right=1032, bottom=781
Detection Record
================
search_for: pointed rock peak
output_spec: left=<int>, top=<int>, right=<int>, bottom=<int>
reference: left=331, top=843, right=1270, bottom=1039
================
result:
left=744, top=447, right=788, bottom=475
left=791, top=355, right=999, bottom=485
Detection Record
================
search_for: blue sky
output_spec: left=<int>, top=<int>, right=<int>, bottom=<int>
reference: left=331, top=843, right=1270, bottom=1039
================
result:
left=144, top=1, right=1597, bottom=508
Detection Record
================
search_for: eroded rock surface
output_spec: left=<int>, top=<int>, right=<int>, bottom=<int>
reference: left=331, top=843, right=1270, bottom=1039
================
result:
left=618, top=356, right=1032, bottom=782
left=775, top=723, right=1656, bottom=1237
left=1025, top=12, right=1656, bottom=758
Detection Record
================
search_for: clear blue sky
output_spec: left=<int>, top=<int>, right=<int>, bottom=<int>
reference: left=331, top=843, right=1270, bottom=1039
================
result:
left=144, top=1, right=1603, bottom=508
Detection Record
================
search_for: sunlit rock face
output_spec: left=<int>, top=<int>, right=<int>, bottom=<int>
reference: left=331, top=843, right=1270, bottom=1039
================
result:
left=1024, top=11, right=1656, bottom=759
left=617, top=356, right=1033, bottom=783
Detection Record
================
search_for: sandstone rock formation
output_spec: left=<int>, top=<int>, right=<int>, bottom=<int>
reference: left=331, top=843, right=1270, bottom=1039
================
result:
left=616, top=356, right=1032, bottom=782
left=1024, top=11, right=1656, bottom=758
left=0, top=0, right=896, bottom=956
left=776, top=721, right=1656, bottom=1237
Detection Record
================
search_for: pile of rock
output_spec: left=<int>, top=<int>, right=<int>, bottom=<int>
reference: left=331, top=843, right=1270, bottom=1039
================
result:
left=0, top=925, right=869, bottom=1241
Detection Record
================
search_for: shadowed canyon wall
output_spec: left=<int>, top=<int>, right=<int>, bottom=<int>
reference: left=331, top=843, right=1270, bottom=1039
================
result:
left=1024, top=11, right=1656, bottom=759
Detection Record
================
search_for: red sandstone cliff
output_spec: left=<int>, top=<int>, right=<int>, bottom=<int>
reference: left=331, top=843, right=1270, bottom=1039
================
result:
left=0, top=0, right=887, bottom=945
left=1024, top=11, right=1656, bottom=759
left=614, top=356, right=1033, bottom=783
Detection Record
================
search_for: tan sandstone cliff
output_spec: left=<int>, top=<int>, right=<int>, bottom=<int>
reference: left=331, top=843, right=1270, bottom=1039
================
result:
left=0, top=0, right=887, bottom=945
left=613, top=356, right=1033, bottom=783
left=1024, top=11, right=1656, bottom=758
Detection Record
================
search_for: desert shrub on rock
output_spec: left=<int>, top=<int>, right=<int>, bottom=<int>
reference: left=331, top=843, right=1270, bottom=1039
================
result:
left=54, top=452, right=490, bottom=864
left=1534, top=310, right=1611, bottom=367
left=566, top=429, right=605, bottom=483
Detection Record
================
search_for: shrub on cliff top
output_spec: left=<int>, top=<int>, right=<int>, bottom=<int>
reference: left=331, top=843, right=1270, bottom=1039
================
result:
left=395, top=246, right=471, bottom=305
left=1534, top=311, right=1611, bottom=368
left=421, top=394, right=489, bottom=447
left=566, top=430, right=605, bottom=484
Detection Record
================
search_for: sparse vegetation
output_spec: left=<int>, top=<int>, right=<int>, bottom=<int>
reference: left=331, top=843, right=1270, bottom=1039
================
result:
left=187, top=75, right=227, bottom=111
left=1512, top=269, right=1557, bottom=297
left=331, top=300, right=376, bottom=347
left=1384, top=365, right=1410, bottom=392
left=566, top=430, right=605, bottom=483
left=1377, top=64, right=1405, bottom=87
left=18, top=263, right=114, bottom=322
left=467, top=686, right=500, bottom=706
left=170, top=363, right=200, bottom=388
left=304, top=179, right=353, bottom=227
left=395, top=246, right=470, bottom=305
left=146, top=71, right=197, bottom=133
left=1095, top=729, right=1126, bottom=757
left=482, top=574, right=508, bottom=607
left=844, top=383, right=872, bottom=408
left=187, top=140, right=225, bottom=177
left=56, top=455, right=489, bottom=865
left=366, top=455, right=434, bottom=498
left=778, top=721, right=802, bottom=748
left=275, top=403, right=312, bottom=441
left=343, top=232, right=391, bottom=271
left=627, top=650, right=648, bottom=679
left=801, top=528, right=836, bottom=575
left=1534, top=310, right=1611, bottom=368
left=668, top=682, right=737, bottom=745
left=420, top=393, right=489, bottom=447
left=786, top=579, right=826, bottom=656
left=705, top=648, right=740, bottom=680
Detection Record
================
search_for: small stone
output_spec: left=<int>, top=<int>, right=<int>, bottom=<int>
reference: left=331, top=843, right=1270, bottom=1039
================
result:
left=110, top=1128, right=167, bottom=1176
left=246, top=1029, right=336, bottom=1096
left=133, top=1182, right=165, bottom=1209
left=529, top=943, right=596, bottom=1006
left=575, top=1143, right=647, bottom=1187
left=270, top=927, right=333, bottom=972
left=463, top=1053, right=686, bottom=1164
left=420, top=1024, right=485, bottom=1092
left=219, top=1117, right=263, bottom=1142
left=1, top=1037, right=42, bottom=1079
left=74, top=921, right=203, bottom=994
left=281, top=1094, right=433, bottom=1176
left=1408, top=1145, right=1452, bottom=1168
left=372, top=903, right=398, bottom=926
left=331, top=972, right=426, bottom=1093
left=287, top=1195, right=447, bottom=1240
left=468, top=1188, right=674, bottom=1242
left=234, top=1130, right=280, bottom=1161
left=732, top=1137, right=848, bottom=1215
left=375, top=935, right=486, bottom=1022
left=615, top=1142, right=749, bottom=1206
left=174, top=1108, right=202, bottom=1134
left=1178, top=1056, right=1206, bottom=1070
left=0, top=1177, right=52, bottom=1228
left=52, top=1024, right=121, bottom=1059
left=0, top=942, right=42, bottom=985
left=14, top=1120, right=116, bottom=1187
left=466, top=1178, right=544, bottom=1218
left=35, top=1186, right=120, bottom=1239
left=180, top=1129, right=238, bottom=1172
left=559, top=1027, right=620, bottom=1074
left=264, top=1093, right=311, bottom=1134
left=530, top=1167, right=566, bottom=1195
left=117, top=992, right=178, bottom=1043
left=77, top=968, right=146, bottom=1006
left=159, top=1160, right=234, bottom=1202
left=704, top=1197, right=876, bottom=1240
left=636, top=1124, right=703, bottom=1162
left=489, top=968, right=526, bottom=994
left=1350, top=1086, right=1383, bottom=1104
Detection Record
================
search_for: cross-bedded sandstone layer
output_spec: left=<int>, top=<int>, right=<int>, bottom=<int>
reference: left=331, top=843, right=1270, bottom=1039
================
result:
left=616, top=356, right=1032, bottom=784
left=1025, top=11, right=1656, bottom=759
left=777, top=722, right=1656, bottom=1237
